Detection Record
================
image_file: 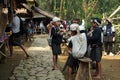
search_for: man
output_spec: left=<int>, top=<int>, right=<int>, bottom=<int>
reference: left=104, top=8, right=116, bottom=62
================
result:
left=67, top=23, right=87, bottom=80
left=9, top=11, right=29, bottom=59
left=67, top=23, right=79, bottom=80
left=51, top=17, right=64, bottom=70
left=88, top=18, right=102, bottom=79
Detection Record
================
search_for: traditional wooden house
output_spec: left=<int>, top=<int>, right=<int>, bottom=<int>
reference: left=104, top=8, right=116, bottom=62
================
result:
left=0, top=0, right=56, bottom=61
left=0, top=0, right=35, bottom=61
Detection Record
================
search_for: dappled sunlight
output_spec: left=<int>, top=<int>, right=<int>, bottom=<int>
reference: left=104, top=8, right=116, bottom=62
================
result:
left=102, top=55, right=120, bottom=60
left=59, top=55, right=68, bottom=63
left=28, top=46, right=51, bottom=51
left=12, top=46, right=51, bottom=52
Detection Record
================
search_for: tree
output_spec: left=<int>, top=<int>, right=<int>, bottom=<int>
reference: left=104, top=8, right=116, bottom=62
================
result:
left=36, top=0, right=120, bottom=22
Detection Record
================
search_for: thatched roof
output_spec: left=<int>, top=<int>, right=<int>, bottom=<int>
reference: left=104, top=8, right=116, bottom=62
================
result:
left=31, top=6, right=56, bottom=19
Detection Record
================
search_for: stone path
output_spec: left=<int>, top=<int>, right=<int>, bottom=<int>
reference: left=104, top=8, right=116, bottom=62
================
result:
left=9, top=35, right=65, bottom=80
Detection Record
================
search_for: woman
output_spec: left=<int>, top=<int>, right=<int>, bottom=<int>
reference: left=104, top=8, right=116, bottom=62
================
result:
left=103, top=19, right=115, bottom=56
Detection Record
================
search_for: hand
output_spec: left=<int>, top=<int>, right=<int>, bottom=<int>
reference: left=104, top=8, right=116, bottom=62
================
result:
left=60, top=29, right=65, bottom=32
left=113, top=37, right=115, bottom=42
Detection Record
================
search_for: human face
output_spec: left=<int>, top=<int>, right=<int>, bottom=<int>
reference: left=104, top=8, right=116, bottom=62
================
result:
left=91, top=22, right=97, bottom=28
left=71, top=31, right=77, bottom=36
left=54, top=21, right=61, bottom=27
left=106, top=20, right=109, bottom=25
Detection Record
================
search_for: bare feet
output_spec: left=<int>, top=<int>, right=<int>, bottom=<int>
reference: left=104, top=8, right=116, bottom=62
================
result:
left=93, top=75, right=100, bottom=80
left=52, top=66, right=59, bottom=70
left=25, top=55, right=30, bottom=59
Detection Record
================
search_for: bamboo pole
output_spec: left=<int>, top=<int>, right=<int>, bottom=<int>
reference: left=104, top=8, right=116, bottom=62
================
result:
left=60, top=0, right=63, bottom=19
left=109, top=6, right=120, bottom=18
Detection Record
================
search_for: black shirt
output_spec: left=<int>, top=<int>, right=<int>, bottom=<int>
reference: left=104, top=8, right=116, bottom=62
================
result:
left=88, top=27, right=102, bottom=46
left=51, top=27, right=63, bottom=45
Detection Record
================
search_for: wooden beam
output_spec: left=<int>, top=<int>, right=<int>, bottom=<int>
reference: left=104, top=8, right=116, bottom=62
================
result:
left=112, top=17, right=120, bottom=20
left=31, top=6, right=56, bottom=18
left=109, top=6, right=120, bottom=18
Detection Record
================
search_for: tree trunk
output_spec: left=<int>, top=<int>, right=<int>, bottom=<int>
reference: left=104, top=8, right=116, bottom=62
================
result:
left=60, top=0, right=63, bottom=18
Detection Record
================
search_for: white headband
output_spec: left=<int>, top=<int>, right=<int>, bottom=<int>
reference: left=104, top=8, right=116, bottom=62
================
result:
left=91, top=19, right=100, bottom=25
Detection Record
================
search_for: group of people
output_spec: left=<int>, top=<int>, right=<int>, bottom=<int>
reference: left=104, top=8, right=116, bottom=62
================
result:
left=7, top=10, right=115, bottom=80
left=49, top=17, right=116, bottom=80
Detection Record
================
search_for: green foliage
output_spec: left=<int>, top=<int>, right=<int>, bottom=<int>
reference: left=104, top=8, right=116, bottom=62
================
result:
left=36, top=0, right=120, bottom=39
left=36, top=0, right=120, bottom=19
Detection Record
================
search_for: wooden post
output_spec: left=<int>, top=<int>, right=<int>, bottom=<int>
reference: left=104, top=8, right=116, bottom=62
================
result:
left=0, top=0, right=9, bottom=62
left=75, top=57, right=92, bottom=80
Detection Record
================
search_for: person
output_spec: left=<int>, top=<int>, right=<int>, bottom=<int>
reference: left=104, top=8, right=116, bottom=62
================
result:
left=8, top=11, right=29, bottom=59
left=66, top=23, right=79, bottom=80
left=87, top=18, right=102, bottom=79
left=102, top=19, right=116, bottom=56
left=67, top=22, right=87, bottom=80
left=51, top=17, right=64, bottom=70
left=34, top=22, right=38, bottom=34
left=47, top=21, right=53, bottom=34
left=29, top=20, right=35, bottom=34
left=39, top=20, right=46, bottom=34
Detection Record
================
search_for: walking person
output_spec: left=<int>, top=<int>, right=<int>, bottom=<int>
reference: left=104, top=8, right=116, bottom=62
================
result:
left=8, top=11, right=29, bottom=59
left=102, top=19, right=116, bottom=56
left=87, top=18, right=103, bottom=79
left=51, top=17, right=64, bottom=70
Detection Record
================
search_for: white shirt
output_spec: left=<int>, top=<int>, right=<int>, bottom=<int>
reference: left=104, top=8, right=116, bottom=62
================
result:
left=102, top=25, right=115, bottom=33
left=68, top=33, right=87, bottom=58
left=12, top=15, right=20, bottom=33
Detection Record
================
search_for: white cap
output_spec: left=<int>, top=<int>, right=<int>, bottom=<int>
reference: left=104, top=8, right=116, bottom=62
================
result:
left=52, top=17, right=61, bottom=22
left=70, top=23, right=79, bottom=31
left=79, top=25, right=85, bottom=31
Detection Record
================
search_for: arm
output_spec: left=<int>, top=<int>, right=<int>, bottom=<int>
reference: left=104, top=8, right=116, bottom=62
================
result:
left=51, top=27, right=59, bottom=37
left=89, top=28, right=101, bottom=42
left=112, top=26, right=116, bottom=42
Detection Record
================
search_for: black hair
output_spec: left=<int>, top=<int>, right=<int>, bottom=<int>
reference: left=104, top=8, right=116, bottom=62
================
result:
left=91, top=17, right=101, bottom=25
left=96, top=18, right=101, bottom=24
left=106, top=20, right=112, bottom=28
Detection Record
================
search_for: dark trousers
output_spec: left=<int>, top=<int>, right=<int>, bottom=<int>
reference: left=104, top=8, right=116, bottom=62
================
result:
left=104, top=42, right=113, bottom=54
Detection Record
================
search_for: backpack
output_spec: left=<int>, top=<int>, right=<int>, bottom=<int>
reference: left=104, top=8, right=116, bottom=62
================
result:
left=19, top=17, right=27, bottom=35
left=69, top=33, right=87, bottom=59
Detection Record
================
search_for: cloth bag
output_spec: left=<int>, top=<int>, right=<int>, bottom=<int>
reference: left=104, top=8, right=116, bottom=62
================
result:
left=68, top=33, right=87, bottom=59
left=47, top=28, right=52, bottom=46
left=47, top=37, right=52, bottom=46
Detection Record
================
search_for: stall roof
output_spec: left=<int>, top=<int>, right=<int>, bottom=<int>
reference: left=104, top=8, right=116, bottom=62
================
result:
left=32, top=11, right=45, bottom=18
left=31, top=6, right=56, bottom=19
left=21, top=3, right=55, bottom=18
left=21, top=3, right=32, bottom=11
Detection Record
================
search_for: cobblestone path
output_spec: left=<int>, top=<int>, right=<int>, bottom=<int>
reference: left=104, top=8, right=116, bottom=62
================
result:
left=9, top=35, right=65, bottom=80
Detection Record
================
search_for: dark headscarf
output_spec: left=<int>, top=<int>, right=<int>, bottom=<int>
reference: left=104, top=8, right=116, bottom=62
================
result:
left=106, top=20, right=112, bottom=35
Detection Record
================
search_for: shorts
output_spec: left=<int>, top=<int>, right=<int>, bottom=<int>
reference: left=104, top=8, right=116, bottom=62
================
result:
left=51, top=43, right=61, bottom=55
left=90, top=47, right=102, bottom=62
left=67, top=54, right=79, bottom=68
left=9, top=33, right=22, bottom=46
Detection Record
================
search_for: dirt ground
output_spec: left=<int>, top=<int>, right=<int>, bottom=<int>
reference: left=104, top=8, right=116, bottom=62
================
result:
left=0, top=34, right=120, bottom=80
left=59, top=45, right=120, bottom=80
